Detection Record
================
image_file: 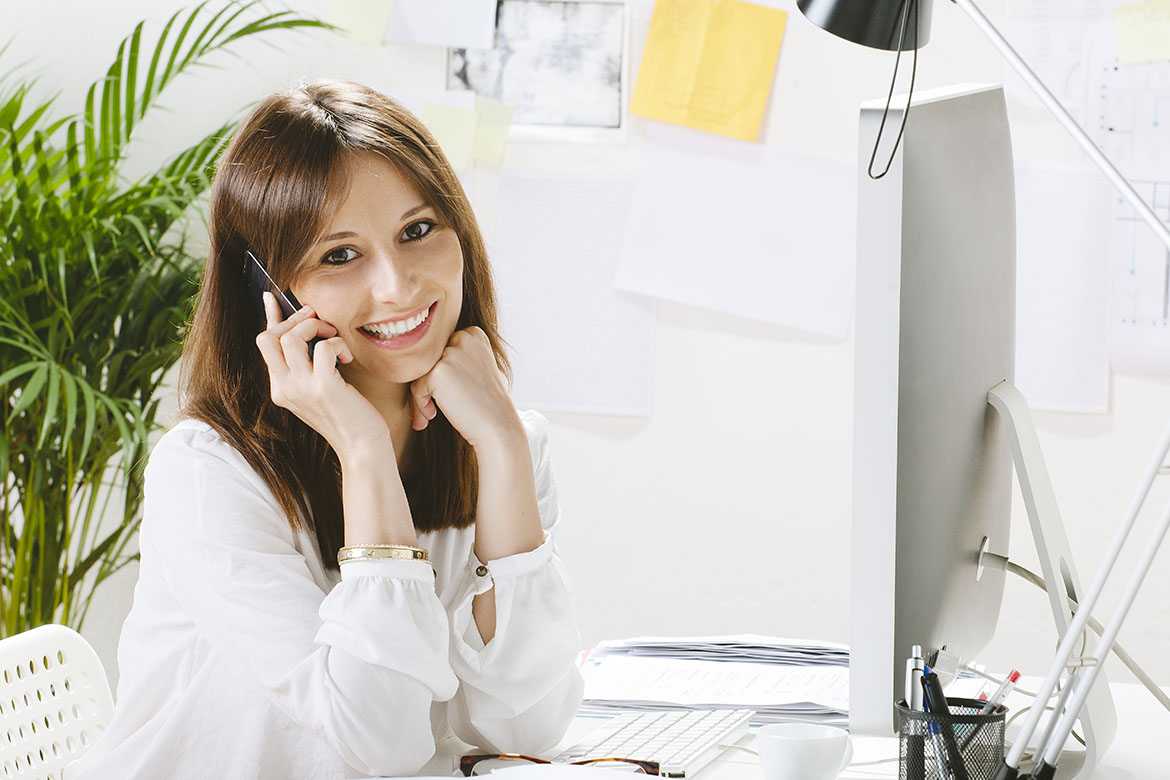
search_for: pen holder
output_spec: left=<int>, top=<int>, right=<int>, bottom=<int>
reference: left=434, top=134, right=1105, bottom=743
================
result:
left=896, top=698, right=1005, bottom=780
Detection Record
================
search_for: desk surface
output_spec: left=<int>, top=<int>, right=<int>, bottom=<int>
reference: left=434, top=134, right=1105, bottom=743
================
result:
left=419, top=682, right=1166, bottom=779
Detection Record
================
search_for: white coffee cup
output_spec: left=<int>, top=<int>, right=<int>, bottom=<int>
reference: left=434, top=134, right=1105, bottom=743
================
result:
left=756, top=723, right=854, bottom=780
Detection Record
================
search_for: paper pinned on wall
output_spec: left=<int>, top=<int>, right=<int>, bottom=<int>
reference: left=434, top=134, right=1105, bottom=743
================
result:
left=1003, top=2, right=1109, bottom=116
left=613, top=124, right=855, bottom=339
left=448, top=0, right=626, bottom=133
left=493, top=170, right=656, bottom=416
left=419, top=102, right=479, bottom=171
left=1013, top=162, right=1112, bottom=413
left=328, top=0, right=395, bottom=46
left=473, top=96, right=516, bottom=166
left=384, top=0, right=498, bottom=49
left=630, top=0, right=787, bottom=142
left=1115, top=0, right=1170, bottom=64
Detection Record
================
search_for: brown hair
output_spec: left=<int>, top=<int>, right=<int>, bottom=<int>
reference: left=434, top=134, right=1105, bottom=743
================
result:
left=179, top=80, right=509, bottom=566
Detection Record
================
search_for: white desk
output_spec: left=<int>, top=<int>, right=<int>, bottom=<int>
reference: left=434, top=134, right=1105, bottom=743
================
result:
left=419, top=682, right=1165, bottom=778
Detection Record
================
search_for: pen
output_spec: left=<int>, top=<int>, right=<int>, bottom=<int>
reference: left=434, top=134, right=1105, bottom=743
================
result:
left=906, top=645, right=925, bottom=711
left=979, top=669, right=1019, bottom=715
left=922, top=667, right=969, bottom=780
left=905, top=646, right=926, bottom=780
left=959, top=669, right=1020, bottom=753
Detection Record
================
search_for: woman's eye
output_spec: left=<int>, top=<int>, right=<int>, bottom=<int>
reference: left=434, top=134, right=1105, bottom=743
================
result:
left=321, top=247, right=357, bottom=266
left=402, top=220, right=436, bottom=242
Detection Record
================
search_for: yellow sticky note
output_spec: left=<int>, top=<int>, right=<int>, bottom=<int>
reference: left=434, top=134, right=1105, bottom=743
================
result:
left=1116, top=0, right=1170, bottom=64
left=328, top=0, right=395, bottom=46
left=473, top=96, right=516, bottom=167
left=420, top=102, right=479, bottom=171
left=631, top=0, right=787, bottom=142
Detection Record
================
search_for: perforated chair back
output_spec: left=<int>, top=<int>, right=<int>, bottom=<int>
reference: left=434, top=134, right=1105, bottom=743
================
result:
left=0, top=625, right=114, bottom=780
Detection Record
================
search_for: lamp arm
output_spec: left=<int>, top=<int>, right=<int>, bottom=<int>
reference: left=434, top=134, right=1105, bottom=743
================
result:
left=951, top=0, right=1170, bottom=253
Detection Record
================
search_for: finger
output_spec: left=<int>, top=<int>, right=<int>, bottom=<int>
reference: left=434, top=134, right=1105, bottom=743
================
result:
left=255, top=327, right=292, bottom=382
left=266, top=301, right=318, bottom=338
left=409, top=377, right=435, bottom=431
left=312, top=336, right=351, bottom=374
left=263, top=291, right=282, bottom=329
left=281, top=317, right=337, bottom=373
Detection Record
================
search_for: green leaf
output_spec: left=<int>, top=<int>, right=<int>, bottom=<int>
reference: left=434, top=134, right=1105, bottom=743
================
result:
left=124, top=21, right=143, bottom=141
left=0, top=360, right=41, bottom=388
left=82, top=82, right=97, bottom=169
left=141, top=10, right=179, bottom=111
left=10, top=363, right=48, bottom=417
left=80, top=229, right=100, bottom=280
left=123, top=213, right=155, bottom=253
left=159, top=2, right=209, bottom=94
left=60, top=370, right=78, bottom=448
left=37, top=364, right=61, bottom=448
left=77, top=379, right=97, bottom=468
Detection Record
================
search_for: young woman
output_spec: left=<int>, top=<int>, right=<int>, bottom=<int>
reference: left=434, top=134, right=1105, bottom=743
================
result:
left=69, top=80, right=583, bottom=780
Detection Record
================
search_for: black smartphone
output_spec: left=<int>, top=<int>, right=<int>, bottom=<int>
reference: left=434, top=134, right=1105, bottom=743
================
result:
left=245, top=248, right=326, bottom=361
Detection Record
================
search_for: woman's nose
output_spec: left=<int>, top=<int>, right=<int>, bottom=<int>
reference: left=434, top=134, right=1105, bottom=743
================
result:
left=368, top=250, right=418, bottom=302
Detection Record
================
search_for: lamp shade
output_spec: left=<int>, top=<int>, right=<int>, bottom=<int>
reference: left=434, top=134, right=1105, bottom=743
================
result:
left=796, top=0, right=933, bottom=51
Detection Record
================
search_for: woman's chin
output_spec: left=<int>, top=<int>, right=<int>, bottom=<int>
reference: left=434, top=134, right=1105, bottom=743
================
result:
left=343, top=349, right=443, bottom=387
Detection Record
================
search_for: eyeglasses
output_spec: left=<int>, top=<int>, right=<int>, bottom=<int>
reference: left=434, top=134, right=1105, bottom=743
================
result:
left=459, top=753, right=660, bottom=776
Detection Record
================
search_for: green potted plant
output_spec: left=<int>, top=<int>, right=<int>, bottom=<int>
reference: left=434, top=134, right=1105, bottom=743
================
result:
left=0, top=2, right=329, bottom=637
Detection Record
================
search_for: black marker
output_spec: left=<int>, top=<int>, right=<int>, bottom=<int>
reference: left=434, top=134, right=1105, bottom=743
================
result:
left=922, top=668, right=968, bottom=780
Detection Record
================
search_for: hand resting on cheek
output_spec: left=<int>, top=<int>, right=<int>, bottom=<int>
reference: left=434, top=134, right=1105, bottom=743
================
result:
left=409, top=326, right=521, bottom=450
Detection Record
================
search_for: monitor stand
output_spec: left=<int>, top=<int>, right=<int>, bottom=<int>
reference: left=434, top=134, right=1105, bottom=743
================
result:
left=986, top=381, right=1117, bottom=780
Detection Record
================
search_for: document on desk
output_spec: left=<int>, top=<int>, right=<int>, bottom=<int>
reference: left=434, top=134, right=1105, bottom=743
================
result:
left=591, top=633, right=849, bottom=666
left=580, top=654, right=849, bottom=725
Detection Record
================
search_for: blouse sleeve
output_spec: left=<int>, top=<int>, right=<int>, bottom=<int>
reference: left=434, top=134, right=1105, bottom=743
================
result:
left=141, top=423, right=458, bottom=777
left=440, top=411, right=585, bottom=754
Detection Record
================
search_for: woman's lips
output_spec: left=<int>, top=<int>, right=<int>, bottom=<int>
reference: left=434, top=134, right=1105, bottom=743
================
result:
left=358, top=303, right=436, bottom=350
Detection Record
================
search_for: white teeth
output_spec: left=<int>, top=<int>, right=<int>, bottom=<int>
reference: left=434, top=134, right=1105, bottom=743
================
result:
left=362, top=306, right=430, bottom=339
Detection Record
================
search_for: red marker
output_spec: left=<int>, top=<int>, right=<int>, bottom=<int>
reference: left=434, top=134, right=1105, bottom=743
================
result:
left=979, top=669, right=1020, bottom=714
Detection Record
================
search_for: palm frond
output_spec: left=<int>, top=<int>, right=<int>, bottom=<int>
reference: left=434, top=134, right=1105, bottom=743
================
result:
left=0, top=1, right=335, bottom=637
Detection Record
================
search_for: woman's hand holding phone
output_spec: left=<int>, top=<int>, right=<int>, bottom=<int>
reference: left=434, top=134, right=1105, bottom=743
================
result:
left=255, top=292, right=391, bottom=459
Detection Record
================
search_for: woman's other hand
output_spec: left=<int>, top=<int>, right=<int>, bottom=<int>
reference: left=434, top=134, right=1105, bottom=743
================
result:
left=256, top=291, right=391, bottom=458
left=408, top=326, right=523, bottom=451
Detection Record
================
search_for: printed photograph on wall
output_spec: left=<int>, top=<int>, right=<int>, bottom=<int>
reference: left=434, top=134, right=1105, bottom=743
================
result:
left=447, top=0, right=627, bottom=137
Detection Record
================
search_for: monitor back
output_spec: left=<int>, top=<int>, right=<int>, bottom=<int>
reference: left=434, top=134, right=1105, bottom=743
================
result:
left=849, top=84, right=1015, bottom=736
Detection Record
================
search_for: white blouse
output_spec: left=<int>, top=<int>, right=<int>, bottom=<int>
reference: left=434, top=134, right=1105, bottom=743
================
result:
left=67, top=410, right=583, bottom=780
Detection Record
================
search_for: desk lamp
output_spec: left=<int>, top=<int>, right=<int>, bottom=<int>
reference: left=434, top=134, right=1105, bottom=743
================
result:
left=798, top=1, right=1170, bottom=779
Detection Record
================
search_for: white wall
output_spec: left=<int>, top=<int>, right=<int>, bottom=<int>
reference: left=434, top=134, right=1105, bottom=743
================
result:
left=8, top=0, right=1170, bottom=695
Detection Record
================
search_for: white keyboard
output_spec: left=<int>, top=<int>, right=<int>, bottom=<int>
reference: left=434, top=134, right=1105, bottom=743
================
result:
left=553, top=709, right=755, bottom=778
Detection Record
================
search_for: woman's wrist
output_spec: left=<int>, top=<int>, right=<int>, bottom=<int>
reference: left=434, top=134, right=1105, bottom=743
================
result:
left=334, top=430, right=396, bottom=471
left=338, top=445, right=418, bottom=547
left=469, top=413, right=528, bottom=461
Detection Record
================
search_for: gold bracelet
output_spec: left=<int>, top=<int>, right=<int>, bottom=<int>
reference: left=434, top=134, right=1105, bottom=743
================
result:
left=338, top=544, right=430, bottom=565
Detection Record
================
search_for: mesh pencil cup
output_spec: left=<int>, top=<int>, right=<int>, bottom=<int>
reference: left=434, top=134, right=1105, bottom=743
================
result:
left=896, top=697, right=1006, bottom=780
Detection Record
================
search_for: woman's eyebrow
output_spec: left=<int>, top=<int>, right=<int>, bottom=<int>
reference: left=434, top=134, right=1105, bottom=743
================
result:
left=317, top=204, right=432, bottom=244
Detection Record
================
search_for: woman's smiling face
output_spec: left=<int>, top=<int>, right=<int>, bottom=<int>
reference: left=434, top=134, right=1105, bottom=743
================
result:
left=291, top=152, right=464, bottom=389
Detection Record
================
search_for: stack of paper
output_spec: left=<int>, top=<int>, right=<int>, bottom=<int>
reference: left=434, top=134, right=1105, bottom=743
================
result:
left=579, top=635, right=850, bottom=726
left=589, top=634, right=848, bottom=666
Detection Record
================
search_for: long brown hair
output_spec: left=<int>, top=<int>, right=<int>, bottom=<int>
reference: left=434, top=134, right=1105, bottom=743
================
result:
left=180, top=80, right=509, bottom=566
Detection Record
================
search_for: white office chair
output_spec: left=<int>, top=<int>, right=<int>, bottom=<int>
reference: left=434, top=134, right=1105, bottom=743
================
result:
left=0, top=625, right=114, bottom=780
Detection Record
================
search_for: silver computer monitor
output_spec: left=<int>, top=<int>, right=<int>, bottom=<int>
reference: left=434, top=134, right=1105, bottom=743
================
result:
left=848, top=83, right=1016, bottom=736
